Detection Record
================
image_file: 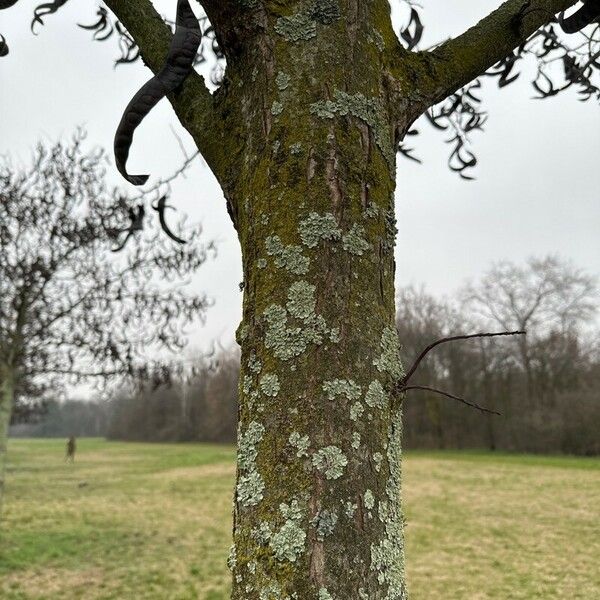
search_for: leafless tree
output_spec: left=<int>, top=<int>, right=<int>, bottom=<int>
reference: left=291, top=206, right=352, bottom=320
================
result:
left=0, top=132, right=213, bottom=516
left=462, top=255, right=597, bottom=399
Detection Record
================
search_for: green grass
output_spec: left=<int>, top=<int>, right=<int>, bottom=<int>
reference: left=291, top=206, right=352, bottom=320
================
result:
left=1, top=440, right=599, bottom=599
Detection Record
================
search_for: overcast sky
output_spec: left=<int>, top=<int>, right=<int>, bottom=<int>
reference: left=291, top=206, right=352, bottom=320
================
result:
left=1, top=0, right=599, bottom=361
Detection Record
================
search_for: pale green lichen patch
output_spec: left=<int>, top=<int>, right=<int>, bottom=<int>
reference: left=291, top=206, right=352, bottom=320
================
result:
left=378, top=499, right=390, bottom=524
left=267, top=236, right=310, bottom=275
left=373, top=327, right=404, bottom=381
left=236, top=323, right=249, bottom=343
left=342, top=224, right=371, bottom=256
left=280, top=499, right=303, bottom=521
left=350, top=401, right=364, bottom=421
left=251, top=521, right=273, bottom=545
left=264, top=303, right=323, bottom=361
left=322, top=379, right=361, bottom=401
left=345, top=500, right=358, bottom=518
left=319, top=588, right=334, bottom=600
left=271, top=100, right=284, bottom=116
left=227, top=544, right=237, bottom=572
left=274, top=1, right=340, bottom=43
left=259, top=582, right=282, bottom=600
left=365, top=380, right=388, bottom=409
left=276, top=71, right=291, bottom=91
left=262, top=282, right=338, bottom=361
left=238, top=470, right=265, bottom=508
left=364, top=489, right=375, bottom=510
left=312, top=446, right=348, bottom=479
left=312, top=508, right=338, bottom=541
left=260, top=373, right=280, bottom=397
left=364, top=202, right=380, bottom=219
left=266, top=236, right=311, bottom=275
left=287, top=281, right=317, bottom=319
left=289, top=142, right=303, bottom=155
left=274, top=11, right=316, bottom=42
left=370, top=411, right=407, bottom=599
left=310, top=90, right=395, bottom=169
left=351, top=432, right=361, bottom=450
left=258, top=258, right=268, bottom=269
left=270, top=500, right=306, bottom=562
left=298, top=212, right=341, bottom=248
left=238, top=421, right=265, bottom=471
left=248, top=353, right=262, bottom=374
left=384, top=208, right=398, bottom=251
left=237, top=421, right=266, bottom=507
left=373, top=452, right=384, bottom=472
left=270, top=520, right=306, bottom=561
left=289, top=431, right=310, bottom=457
left=247, top=389, right=260, bottom=411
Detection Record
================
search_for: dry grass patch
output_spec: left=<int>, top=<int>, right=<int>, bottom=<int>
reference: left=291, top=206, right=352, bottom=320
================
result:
left=1, top=440, right=598, bottom=599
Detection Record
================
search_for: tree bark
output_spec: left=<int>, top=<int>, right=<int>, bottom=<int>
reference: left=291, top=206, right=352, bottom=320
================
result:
left=0, top=364, right=14, bottom=521
left=204, top=3, right=410, bottom=598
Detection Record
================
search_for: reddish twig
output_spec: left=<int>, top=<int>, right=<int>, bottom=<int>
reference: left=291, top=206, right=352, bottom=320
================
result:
left=399, top=385, right=501, bottom=416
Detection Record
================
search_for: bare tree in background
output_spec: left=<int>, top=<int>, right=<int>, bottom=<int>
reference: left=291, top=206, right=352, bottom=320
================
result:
left=462, top=256, right=598, bottom=401
left=0, top=132, right=213, bottom=515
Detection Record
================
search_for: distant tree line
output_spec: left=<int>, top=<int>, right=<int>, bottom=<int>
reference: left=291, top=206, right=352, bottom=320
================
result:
left=13, top=256, right=598, bottom=455
left=11, top=351, right=240, bottom=444
left=397, top=256, right=599, bottom=455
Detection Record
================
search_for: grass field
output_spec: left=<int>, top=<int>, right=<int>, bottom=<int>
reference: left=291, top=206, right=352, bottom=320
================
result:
left=1, top=440, right=599, bottom=599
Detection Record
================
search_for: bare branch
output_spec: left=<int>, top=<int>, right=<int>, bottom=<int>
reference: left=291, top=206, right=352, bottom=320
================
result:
left=415, top=0, right=579, bottom=108
left=400, top=385, right=502, bottom=415
left=401, top=331, right=527, bottom=386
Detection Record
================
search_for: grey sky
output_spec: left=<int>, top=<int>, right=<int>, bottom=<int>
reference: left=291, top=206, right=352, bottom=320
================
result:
left=1, top=0, right=599, bottom=358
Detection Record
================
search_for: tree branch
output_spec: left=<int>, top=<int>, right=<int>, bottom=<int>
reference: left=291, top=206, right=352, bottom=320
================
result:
left=415, top=0, right=579, bottom=108
left=103, top=0, right=229, bottom=182
left=401, top=330, right=526, bottom=386
left=400, top=385, right=501, bottom=415
left=195, top=1, right=243, bottom=58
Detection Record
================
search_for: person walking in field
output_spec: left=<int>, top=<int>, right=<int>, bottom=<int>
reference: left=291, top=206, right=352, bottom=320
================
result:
left=65, top=437, right=76, bottom=463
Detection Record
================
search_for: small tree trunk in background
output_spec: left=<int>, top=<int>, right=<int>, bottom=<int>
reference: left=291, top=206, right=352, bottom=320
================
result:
left=0, top=365, right=15, bottom=520
left=218, top=3, right=409, bottom=597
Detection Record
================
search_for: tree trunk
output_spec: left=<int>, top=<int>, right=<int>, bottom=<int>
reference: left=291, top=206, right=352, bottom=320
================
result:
left=219, top=3, right=409, bottom=598
left=0, top=365, right=15, bottom=520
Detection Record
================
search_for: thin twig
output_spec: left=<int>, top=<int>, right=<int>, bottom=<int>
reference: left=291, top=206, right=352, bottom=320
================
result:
left=400, top=385, right=501, bottom=416
left=401, top=330, right=526, bottom=386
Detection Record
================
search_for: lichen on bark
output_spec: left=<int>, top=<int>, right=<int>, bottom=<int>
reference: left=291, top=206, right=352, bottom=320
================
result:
left=219, top=1, right=407, bottom=597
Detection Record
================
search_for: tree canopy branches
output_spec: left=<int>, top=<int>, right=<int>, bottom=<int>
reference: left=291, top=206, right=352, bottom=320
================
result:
left=1, top=1, right=598, bottom=179
left=0, top=131, right=213, bottom=401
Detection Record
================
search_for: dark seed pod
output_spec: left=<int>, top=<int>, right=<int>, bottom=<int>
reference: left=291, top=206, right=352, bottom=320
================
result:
left=31, top=1, right=70, bottom=33
left=152, top=196, right=187, bottom=245
left=0, top=34, right=8, bottom=57
left=114, top=0, right=201, bottom=186
left=559, top=0, right=600, bottom=34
